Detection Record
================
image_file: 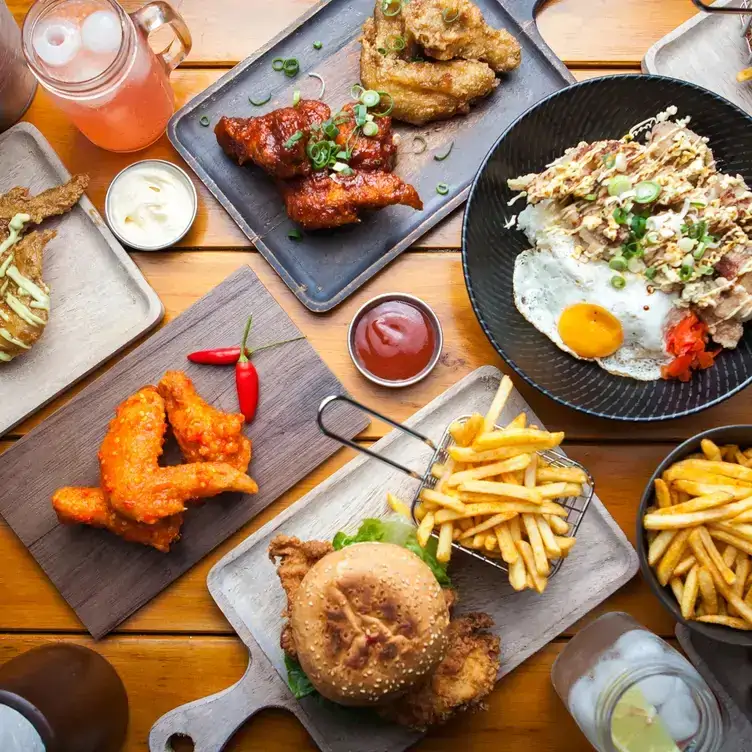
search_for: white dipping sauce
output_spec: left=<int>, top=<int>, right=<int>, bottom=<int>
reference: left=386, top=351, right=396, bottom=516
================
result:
left=108, top=162, right=195, bottom=249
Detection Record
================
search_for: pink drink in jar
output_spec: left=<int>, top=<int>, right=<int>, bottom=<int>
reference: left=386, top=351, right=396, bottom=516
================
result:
left=22, top=0, right=191, bottom=152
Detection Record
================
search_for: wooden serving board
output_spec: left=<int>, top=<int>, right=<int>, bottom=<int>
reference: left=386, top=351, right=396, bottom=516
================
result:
left=168, top=0, right=572, bottom=312
left=0, top=265, right=367, bottom=638
left=0, top=122, right=163, bottom=436
left=149, top=366, right=639, bottom=752
left=643, top=0, right=752, bottom=115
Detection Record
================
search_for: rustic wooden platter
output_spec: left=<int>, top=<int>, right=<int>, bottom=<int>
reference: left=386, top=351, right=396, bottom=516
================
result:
left=0, top=122, right=163, bottom=436
left=675, top=625, right=752, bottom=748
left=0, top=265, right=368, bottom=639
left=168, top=0, right=572, bottom=312
left=149, top=365, right=639, bottom=752
left=643, top=0, right=752, bottom=115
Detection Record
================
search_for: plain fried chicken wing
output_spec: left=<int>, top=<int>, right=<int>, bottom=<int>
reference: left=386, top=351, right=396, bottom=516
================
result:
left=379, top=612, right=500, bottom=728
left=99, top=386, right=258, bottom=524
left=279, top=170, right=423, bottom=230
left=52, top=487, right=183, bottom=553
left=0, top=174, right=89, bottom=224
left=158, top=370, right=251, bottom=472
left=215, top=101, right=331, bottom=179
left=402, top=0, right=521, bottom=72
left=361, top=15, right=498, bottom=126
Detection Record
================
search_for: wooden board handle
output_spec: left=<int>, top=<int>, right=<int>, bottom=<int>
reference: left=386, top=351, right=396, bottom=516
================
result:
left=149, top=649, right=297, bottom=752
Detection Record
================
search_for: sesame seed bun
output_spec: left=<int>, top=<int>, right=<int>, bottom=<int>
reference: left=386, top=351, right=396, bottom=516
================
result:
left=290, top=542, right=450, bottom=707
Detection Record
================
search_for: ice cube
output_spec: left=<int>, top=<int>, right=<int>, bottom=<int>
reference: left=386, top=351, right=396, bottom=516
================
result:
left=81, top=11, right=122, bottom=55
left=635, top=675, right=680, bottom=708
left=33, top=19, right=81, bottom=67
left=658, top=685, right=700, bottom=742
left=613, top=629, right=665, bottom=663
left=589, top=657, right=629, bottom=699
left=568, top=676, right=597, bottom=742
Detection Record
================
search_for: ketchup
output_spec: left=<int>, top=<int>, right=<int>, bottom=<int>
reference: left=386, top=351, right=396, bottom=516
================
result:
left=353, top=300, right=437, bottom=382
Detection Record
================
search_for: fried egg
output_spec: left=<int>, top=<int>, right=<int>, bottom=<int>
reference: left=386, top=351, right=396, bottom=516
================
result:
left=513, top=206, right=678, bottom=381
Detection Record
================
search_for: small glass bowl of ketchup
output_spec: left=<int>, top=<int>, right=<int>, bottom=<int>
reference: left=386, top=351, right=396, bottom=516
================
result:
left=348, top=293, right=443, bottom=387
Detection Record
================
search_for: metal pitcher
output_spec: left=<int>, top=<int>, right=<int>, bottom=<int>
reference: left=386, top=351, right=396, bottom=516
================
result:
left=0, top=0, right=36, bottom=132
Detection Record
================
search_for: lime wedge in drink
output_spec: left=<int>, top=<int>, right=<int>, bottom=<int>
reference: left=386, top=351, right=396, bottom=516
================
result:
left=611, top=686, right=680, bottom=752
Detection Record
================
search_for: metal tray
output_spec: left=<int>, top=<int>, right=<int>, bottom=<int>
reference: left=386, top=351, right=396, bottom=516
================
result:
left=167, top=0, right=571, bottom=312
left=0, top=122, right=163, bottom=436
left=150, top=365, right=639, bottom=752
left=643, top=0, right=752, bottom=115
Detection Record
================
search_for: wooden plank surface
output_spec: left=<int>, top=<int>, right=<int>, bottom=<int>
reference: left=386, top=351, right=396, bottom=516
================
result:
left=0, top=633, right=679, bottom=752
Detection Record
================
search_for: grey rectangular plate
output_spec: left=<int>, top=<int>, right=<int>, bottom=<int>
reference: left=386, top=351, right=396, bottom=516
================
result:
left=0, top=122, right=164, bottom=436
left=643, top=0, right=752, bottom=116
left=167, top=0, right=571, bottom=312
left=150, top=365, right=638, bottom=752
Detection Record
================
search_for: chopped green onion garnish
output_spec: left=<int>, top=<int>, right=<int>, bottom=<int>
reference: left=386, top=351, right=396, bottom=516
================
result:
left=434, top=141, right=454, bottom=161
left=293, top=90, right=301, bottom=106
left=313, top=41, right=323, bottom=50
left=609, top=257, right=627, bottom=272
left=584, top=193, right=596, bottom=201
left=371, top=91, right=394, bottom=117
left=284, top=131, right=303, bottom=149
left=645, top=266, right=657, bottom=280
left=272, top=57, right=285, bottom=71
left=336, top=150, right=349, bottom=160
left=436, top=183, right=450, bottom=195
left=199, top=115, right=210, bottom=127
left=377, top=47, right=388, bottom=55
left=602, top=154, right=616, bottom=169
left=283, top=58, right=300, bottom=77
left=630, top=214, right=647, bottom=238
left=350, top=84, right=365, bottom=100
left=382, top=0, right=403, bottom=16
left=288, top=229, right=302, bottom=240
left=387, top=35, right=406, bottom=52
left=612, top=207, right=628, bottom=225
left=249, top=93, right=271, bottom=106
left=699, top=265, right=715, bottom=276
left=332, top=161, right=350, bottom=172
left=360, top=89, right=381, bottom=108
left=634, top=180, right=662, bottom=204
left=611, top=275, right=626, bottom=289
left=607, top=175, right=632, bottom=196
left=308, top=72, right=326, bottom=99
left=354, top=103, right=368, bottom=126
left=679, top=264, right=694, bottom=281
left=363, top=121, right=379, bottom=137
left=442, top=6, right=460, bottom=22
left=413, top=136, right=427, bottom=154
left=322, top=119, right=339, bottom=139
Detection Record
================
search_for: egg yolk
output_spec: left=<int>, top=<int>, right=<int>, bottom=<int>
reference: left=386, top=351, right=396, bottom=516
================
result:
left=558, top=303, right=624, bottom=359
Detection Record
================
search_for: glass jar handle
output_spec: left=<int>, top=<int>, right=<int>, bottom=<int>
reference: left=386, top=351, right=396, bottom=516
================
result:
left=130, top=1, right=192, bottom=73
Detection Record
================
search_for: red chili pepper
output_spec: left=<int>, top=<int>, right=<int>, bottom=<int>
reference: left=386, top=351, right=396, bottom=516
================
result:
left=188, top=347, right=247, bottom=365
left=236, top=316, right=259, bottom=422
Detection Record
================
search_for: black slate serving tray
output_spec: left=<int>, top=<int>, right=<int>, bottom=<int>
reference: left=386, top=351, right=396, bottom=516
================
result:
left=167, top=0, right=571, bottom=311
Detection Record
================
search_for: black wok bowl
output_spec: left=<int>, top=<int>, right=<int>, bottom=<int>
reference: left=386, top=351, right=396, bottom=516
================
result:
left=637, top=426, right=752, bottom=646
left=462, top=74, right=752, bottom=421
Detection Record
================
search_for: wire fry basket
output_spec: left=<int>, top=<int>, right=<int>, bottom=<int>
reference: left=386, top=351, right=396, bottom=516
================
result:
left=317, top=395, right=595, bottom=580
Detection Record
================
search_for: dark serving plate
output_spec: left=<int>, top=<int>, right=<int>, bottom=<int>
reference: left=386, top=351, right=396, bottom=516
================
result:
left=637, top=426, right=752, bottom=647
left=462, top=74, right=752, bottom=421
left=168, top=0, right=571, bottom=312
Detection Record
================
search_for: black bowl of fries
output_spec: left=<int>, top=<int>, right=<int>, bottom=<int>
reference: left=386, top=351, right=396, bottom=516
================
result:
left=638, top=426, right=752, bottom=645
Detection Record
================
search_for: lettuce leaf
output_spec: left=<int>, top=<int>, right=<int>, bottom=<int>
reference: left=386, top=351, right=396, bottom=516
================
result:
left=285, top=655, right=317, bottom=699
left=332, top=518, right=451, bottom=588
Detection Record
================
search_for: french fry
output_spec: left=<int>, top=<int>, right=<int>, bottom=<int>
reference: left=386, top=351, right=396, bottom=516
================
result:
left=495, top=522, right=519, bottom=564
left=663, top=464, right=752, bottom=487
left=654, top=478, right=672, bottom=509
left=416, top=512, right=435, bottom=549
left=555, top=536, right=576, bottom=556
left=517, top=540, right=547, bottom=593
left=473, top=428, right=564, bottom=452
left=666, top=459, right=752, bottom=484
left=696, top=615, right=752, bottom=630
left=508, top=555, right=527, bottom=591
left=484, top=534, right=497, bottom=552
left=731, top=556, right=750, bottom=618
left=509, top=516, right=522, bottom=542
left=719, top=598, right=728, bottom=617
left=673, top=480, right=752, bottom=499
left=644, top=500, right=752, bottom=530
left=537, top=482, right=583, bottom=499
left=537, top=465, right=588, bottom=485
left=697, top=526, right=736, bottom=585
left=524, top=453, right=538, bottom=489
left=701, top=439, right=723, bottom=462
left=673, top=555, right=696, bottom=578
left=436, top=522, right=453, bottom=563
left=445, top=454, right=531, bottom=488
left=670, top=577, right=684, bottom=605
left=722, top=445, right=741, bottom=462
left=657, top=529, right=691, bottom=586
left=537, top=516, right=562, bottom=558
left=506, top=412, right=527, bottom=429
left=708, top=528, right=752, bottom=557
left=648, top=530, right=676, bottom=567
left=431, top=463, right=446, bottom=479
left=651, top=491, right=733, bottom=516
left=386, top=492, right=411, bottom=519
left=434, top=458, right=457, bottom=494
left=449, top=413, right=484, bottom=448
left=522, top=513, right=550, bottom=575
left=434, top=501, right=568, bottom=523
left=419, top=488, right=466, bottom=514
left=414, top=502, right=427, bottom=522
left=459, top=480, right=542, bottom=504
left=459, top=512, right=517, bottom=540
left=448, top=444, right=551, bottom=464
left=548, top=515, right=570, bottom=536
left=698, top=567, right=718, bottom=615
left=483, top=376, right=513, bottom=433
left=681, top=566, right=700, bottom=619
left=723, top=544, right=739, bottom=568
left=471, top=534, right=486, bottom=549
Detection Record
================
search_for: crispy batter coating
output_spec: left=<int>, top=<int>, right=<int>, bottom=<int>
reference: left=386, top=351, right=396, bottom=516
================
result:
left=279, top=170, right=422, bottom=230
left=215, top=101, right=331, bottom=179
left=52, top=487, right=183, bottom=553
left=360, top=3, right=499, bottom=126
left=402, top=0, right=521, bottom=72
left=0, top=174, right=89, bottom=224
left=334, top=103, right=398, bottom=172
left=99, top=386, right=258, bottom=524
left=158, top=370, right=251, bottom=472
left=379, top=612, right=500, bottom=728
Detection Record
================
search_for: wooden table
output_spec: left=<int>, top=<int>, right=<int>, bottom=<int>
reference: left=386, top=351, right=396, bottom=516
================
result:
left=0, top=0, right=726, bottom=749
